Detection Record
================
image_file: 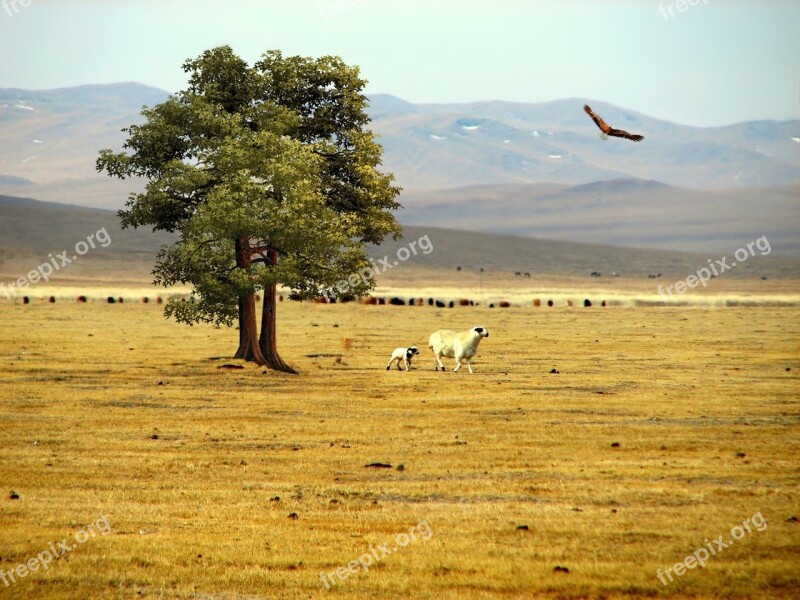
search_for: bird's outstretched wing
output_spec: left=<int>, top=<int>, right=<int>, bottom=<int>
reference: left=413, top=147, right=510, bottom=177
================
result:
left=584, top=104, right=644, bottom=142
left=584, top=104, right=611, bottom=134
left=608, top=127, right=644, bottom=142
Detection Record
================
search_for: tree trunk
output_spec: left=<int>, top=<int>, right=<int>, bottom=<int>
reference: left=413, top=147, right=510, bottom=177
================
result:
left=259, top=249, right=298, bottom=374
left=233, top=237, right=267, bottom=365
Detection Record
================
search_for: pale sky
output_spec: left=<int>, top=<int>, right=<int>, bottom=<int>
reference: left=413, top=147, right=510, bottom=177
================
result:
left=0, top=0, right=798, bottom=126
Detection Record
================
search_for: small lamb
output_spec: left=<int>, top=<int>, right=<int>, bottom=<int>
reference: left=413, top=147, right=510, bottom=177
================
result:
left=428, top=326, right=489, bottom=373
left=386, top=346, right=420, bottom=371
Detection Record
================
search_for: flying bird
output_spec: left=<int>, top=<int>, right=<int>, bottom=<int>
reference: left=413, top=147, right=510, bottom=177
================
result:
left=584, top=104, right=644, bottom=142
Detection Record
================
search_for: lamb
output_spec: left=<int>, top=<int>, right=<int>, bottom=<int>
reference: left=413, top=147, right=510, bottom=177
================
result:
left=386, top=346, right=420, bottom=371
left=428, top=326, right=489, bottom=373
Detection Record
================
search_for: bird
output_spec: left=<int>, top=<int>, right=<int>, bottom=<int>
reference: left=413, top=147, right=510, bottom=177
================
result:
left=583, top=104, right=644, bottom=142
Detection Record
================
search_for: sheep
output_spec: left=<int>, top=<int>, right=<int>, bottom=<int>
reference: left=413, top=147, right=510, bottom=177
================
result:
left=386, top=347, right=420, bottom=371
left=428, top=326, right=489, bottom=373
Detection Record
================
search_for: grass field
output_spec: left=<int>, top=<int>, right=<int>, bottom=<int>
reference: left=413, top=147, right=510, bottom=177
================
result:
left=1, top=298, right=799, bottom=599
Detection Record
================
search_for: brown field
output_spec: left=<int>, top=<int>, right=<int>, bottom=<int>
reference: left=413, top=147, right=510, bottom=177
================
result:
left=1, top=294, right=799, bottom=599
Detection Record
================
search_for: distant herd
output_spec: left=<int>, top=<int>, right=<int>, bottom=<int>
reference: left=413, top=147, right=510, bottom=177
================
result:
left=12, top=294, right=612, bottom=309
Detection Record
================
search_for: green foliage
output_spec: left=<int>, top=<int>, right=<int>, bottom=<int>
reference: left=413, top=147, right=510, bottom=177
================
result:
left=97, top=46, right=401, bottom=326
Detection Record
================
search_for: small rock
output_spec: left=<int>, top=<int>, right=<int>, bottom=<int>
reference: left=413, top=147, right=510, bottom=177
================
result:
left=9, top=490, right=19, bottom=500
left=553, top=565, right=570, bottom=573
left=785, top=515, right=798, bottom=523
left=288, top=512, right=299, bottom=519
left=396, top=464, right=405, bottom=471
left=735, top=452, right=746, bottom=458
left=549, top=368, right=560, bottom=374
left=270, top=496, right=281, bottom=502
left=151, top=434, right=159, bottom=440
left=516, top=525, right=529, bottom=530
left=611, top=442, right=620, bottom=448
left=364, top=462, right=392, bottom=469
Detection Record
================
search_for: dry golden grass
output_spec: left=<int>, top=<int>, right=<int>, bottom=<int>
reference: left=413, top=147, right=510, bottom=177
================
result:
left=1, top=297, right=799, bottom=599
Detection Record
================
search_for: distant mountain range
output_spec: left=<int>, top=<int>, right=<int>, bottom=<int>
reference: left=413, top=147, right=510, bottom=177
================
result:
left=368, top=94, right=800, bottom=189
left=1, top=83, right=799, bottom=190
left=0, top=83, right=798, bottom=256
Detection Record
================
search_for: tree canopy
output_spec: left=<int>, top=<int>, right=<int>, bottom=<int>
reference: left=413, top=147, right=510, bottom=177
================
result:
left=97, top=46, right=402, bottom=371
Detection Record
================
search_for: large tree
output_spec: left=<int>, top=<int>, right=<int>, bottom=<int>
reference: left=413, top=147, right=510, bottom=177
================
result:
left=97, top=47, right=401, bottom=372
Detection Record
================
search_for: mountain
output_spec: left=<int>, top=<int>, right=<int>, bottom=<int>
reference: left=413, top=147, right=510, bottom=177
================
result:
left=0, top=194, right=176, bottom=285
left=399, top=180, right=800, bottom=256
left=0, top=83, right=168, bottom=183
left=369, top=95, right=800, bottom=189
left=1, top=84, right=798, bottom=191
left=0, top=84, right=798, bottom=258
left=3, top=195, right=798, bottom=286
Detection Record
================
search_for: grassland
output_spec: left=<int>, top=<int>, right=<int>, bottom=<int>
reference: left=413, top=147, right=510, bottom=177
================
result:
left=1, top=298, right=799, bottom=599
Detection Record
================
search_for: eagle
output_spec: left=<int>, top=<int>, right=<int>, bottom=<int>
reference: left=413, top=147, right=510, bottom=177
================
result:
left=584, top=104, right=644, bottom=142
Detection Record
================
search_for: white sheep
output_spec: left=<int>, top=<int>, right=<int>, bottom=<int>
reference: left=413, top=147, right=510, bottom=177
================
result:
left=428, top=326, right=489, bottom=373
left=386, top=346, right=420, bottom=371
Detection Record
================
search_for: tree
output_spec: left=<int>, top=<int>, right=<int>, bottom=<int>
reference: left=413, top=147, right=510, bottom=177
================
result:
left=252, top=51, right=402, bottom=365
left=97, top=47, right=401, bottom=372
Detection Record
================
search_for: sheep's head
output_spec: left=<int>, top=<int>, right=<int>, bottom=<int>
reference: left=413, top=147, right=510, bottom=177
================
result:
left=406, top=347, right=420, bottom=358
left=472, top=326, right=489, bottom=338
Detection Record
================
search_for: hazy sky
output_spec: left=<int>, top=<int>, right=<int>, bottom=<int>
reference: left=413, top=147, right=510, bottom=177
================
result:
left=0, top=0, right=798, bottom=126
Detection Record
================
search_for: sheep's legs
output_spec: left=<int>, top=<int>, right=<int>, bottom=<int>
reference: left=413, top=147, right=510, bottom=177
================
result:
left=467, top=360, right=474, bottom=374
left=433, top=352, right=445, bottom=371
left=453, top=359, right=462, bottom=372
